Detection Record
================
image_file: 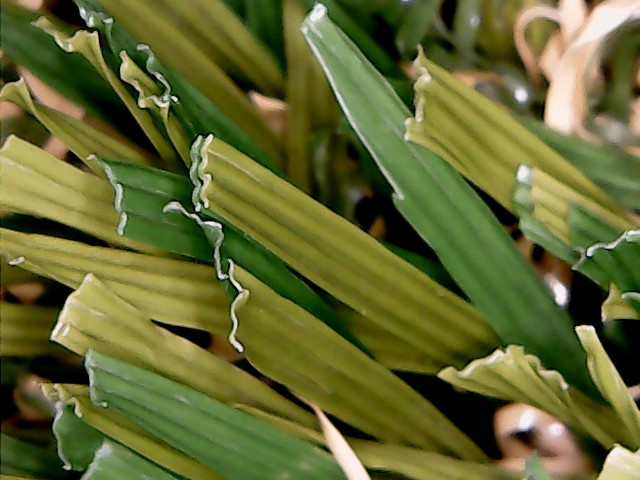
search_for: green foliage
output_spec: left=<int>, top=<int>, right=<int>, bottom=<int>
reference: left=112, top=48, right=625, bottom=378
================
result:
left=1, top=1, right=638, bottom=479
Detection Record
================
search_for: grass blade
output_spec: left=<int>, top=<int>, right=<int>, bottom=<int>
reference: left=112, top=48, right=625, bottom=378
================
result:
left=301, top=5, right=598, bottom=397
left=193, top=136, right=498, bottom=373
left=0, top=434, right=68, bottom=479
left=520, top=117, right=640, bottom=211
left=43, top=383, right=221, bottom=480
left=0, top=0, right=127, bottom=127
left=438, top=343, right=638, bottom=450
left=34, top=17, right=181, bottom=171
left=0, top=303, right=59, bottom=357
left=0, top=229, right=228, bottom=334
left=82, top=441, right=182, bottom=480
left=228, top=265, right=488, bottom=460
left=99, top=158, right=360, bottom=347
left=0, top=136, right=152, bottom=251
left=52, top=274, right=315, bottom=426
left=74, top=0, right=281, bottom=168
left=596, top=445, right=640, bottom=480
left=0, top=80, right=154, bottom=173
left=85, top=350, right=346, bottom=480
left=97, top=0, right=282, bottom=157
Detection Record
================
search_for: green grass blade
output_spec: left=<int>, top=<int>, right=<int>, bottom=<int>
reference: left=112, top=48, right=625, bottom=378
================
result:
left=43, top=384, right=221, bottom=480
left=236, top=409, right=514, bottom=480
left=99, top=160, right=212, bottom=260
left=82, top=441, right=182, bottom=480
left=85, top=350, right=347, bottom=480
left=0, top=229, right=228, bottom=334
left=524, top=453, right=552, bottom=480
left=193, top=136, right=498, bottom=373
left=0, top=434, right=68, bottom=480
left=299, top=0, right=399, bottom=76
left=571, top=209, right=640, bottom=299
left=301, top=5, right=598, bottom=398
left=244, top=0, right=285, bottom=69
left=51, top=399, right=104, bottom=471
left=395, top=0, right=444, bottom=57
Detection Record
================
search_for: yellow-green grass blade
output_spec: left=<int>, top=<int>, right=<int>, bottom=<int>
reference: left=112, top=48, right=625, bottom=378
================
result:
left=227, top=265, right=488, bottom=461
left=52, top=274, right=315, bottom=426
left=576, top=326, right=640, bottom=446
left=99, top=158, right=361, bottom=348
left=103, top=0, right=283, bottom=94
left=301, top=5, right=598, bottom=398
left=0, top=80, right=154, bottom=175
left=0, top=229, right=228, bottom=334
left=596, top=445, right=640, bottom=480
left=0, top=136, right=152, bottom=252
left=438, top=340, right=640, bottom=450
left=514, top=166, right=633, bottom=247
left=193, top=136, right=498, bottom=373
left=97, top=0, right=282, bottom=159
left=117, top=51, right=191, bottom=164
left=139, top=44, right=282, bottom=171
left=0, top=0, right=128, bottom=128
left=515, top=165, right=639, bottom=303
left=520, top=117, right=640, bottom=212
left=34, top=17, right=182, bottom=172
left=284, top=0, right=314, bottom=193
left=602, top=285, right=639, bottom=321
left=43, top=383, right=221, bottom=480
left=284, top=0, right=339, bottom=192
left=73, top=1, right=283, bottom=170
left=0, top=303, right=60, bottom=357
left=1, top=257, right=41, bottom=286
left=85, top=351, right=347, bottom=480
left=405, top=49, right=616, bottom=214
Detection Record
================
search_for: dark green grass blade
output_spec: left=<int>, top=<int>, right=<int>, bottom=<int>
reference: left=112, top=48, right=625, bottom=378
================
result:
left=85, top=350, right=346, bottom=480
left=302, top=5, right=598, bottom=398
